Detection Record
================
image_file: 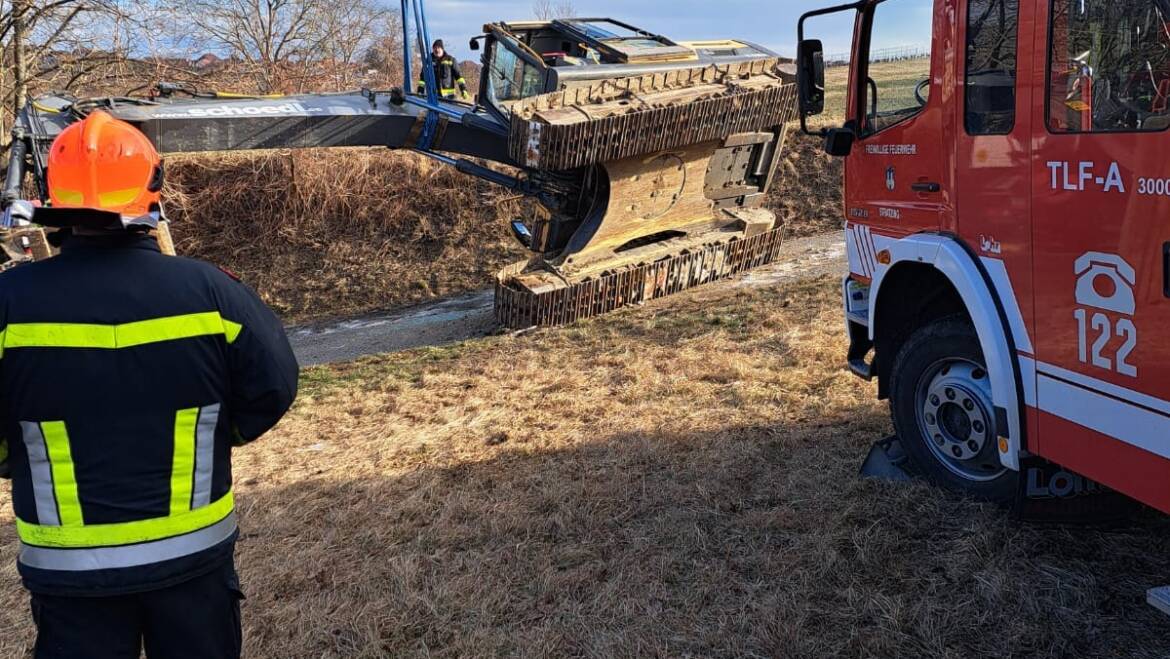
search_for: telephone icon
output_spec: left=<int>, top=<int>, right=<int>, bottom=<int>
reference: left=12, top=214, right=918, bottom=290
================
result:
left=1074, top=252, right=1136, bottom=315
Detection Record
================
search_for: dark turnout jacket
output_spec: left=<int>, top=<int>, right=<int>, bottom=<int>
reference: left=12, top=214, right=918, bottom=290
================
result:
left=0, top=232, right=297, bottom=596
left=418, top=54, right=468, bottom=97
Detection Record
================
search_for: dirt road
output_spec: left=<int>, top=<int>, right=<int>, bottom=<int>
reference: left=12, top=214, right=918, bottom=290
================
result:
left=288, top=231, right=846, bottom=365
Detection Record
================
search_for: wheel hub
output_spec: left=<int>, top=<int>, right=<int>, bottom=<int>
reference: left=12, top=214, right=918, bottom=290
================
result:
left=918, top=360, right=1004, bottom=481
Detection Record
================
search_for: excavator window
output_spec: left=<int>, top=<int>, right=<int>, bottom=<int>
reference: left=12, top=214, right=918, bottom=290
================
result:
left=485, top=41, right=546, bottom=108
left=562, top=19, right=642, bottom=40
left=552, top=19, right=695, bottom=63
left=1048, top=0, right=1170, bottom=132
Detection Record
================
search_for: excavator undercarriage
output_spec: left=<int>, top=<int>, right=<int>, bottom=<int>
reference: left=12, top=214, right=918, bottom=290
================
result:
left=2, top=13, right=797, bottom=328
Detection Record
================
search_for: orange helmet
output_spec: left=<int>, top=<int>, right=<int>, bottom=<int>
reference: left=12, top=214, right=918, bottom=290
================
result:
left=45, top=110, right=162, bottom=224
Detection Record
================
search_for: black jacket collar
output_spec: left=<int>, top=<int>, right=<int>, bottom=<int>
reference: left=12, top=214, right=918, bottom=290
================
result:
left=60, top=231, right=161, bottom=254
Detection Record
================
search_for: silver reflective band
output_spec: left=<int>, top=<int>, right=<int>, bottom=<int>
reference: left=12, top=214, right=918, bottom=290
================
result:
left=19, top=421, right=59, bottom=526
left=19, top=512, right=237, bottom=571
left=192, top=403, right=220, bottom=508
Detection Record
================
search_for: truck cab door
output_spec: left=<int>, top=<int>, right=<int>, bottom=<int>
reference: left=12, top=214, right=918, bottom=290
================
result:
left=843, top=0, right=947, bottom=240
left=1030, top=0, right=1170, bottom=511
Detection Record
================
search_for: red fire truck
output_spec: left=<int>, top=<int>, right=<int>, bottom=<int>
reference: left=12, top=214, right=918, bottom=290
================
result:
left=796, top=0, right=1170, bottom=606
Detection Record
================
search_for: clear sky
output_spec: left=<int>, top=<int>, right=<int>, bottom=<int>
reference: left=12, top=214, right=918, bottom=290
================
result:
left=422, top=0, right=880, bottom=61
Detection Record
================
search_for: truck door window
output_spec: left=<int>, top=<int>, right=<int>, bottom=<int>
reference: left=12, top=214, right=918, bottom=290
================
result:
left=966, top=0, right=1020, bottom=134
left=1048, top=0, right=1170, bottom=132
left=861, top=0, right=935, bottom=135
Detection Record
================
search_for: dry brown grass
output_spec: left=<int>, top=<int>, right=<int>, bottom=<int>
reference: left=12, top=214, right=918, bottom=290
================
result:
left=163, top=150, right=530, bottom=323
left=772, top=132, right=843, bottom=239
left=2, top=276, right=1167, bottom=657
left=163, top=130, right=843, bottom=324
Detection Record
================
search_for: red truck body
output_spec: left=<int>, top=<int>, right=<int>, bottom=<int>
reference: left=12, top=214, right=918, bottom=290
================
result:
left=800, top=0, right=1170, bottom=513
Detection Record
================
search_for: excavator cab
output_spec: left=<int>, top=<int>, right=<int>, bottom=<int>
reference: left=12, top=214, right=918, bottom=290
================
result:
left=475, top=18, right=718, bottom=118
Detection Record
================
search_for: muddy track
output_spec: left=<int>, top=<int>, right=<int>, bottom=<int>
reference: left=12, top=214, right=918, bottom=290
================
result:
left=288, top=232, right=846, bottom=366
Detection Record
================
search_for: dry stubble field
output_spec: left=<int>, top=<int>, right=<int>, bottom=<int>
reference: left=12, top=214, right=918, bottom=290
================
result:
left=2, top=277, right=1168, bottom=657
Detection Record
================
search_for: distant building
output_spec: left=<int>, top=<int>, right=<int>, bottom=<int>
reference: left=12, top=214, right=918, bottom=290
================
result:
left=193, top=53, right=221, bottom=70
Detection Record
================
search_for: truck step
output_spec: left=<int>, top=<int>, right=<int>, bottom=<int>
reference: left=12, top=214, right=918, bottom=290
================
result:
left=1149, top=587, right=1170, bottom=616
left=848, top=358, right=874, bottom=380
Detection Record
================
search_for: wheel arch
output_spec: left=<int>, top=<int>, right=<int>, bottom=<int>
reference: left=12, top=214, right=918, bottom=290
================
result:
left=867, top=233, right=1024, bottom=471
left=871, top=262, right=968, bottom=397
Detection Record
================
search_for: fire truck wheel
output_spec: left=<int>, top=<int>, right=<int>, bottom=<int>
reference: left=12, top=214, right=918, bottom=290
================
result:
left=890, top=316, right=1017, bottom=503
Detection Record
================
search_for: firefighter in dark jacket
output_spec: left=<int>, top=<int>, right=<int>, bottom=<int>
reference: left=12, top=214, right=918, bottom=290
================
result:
left=0, top=110, right=299, bottom=658
left=418, top=39, right=470, bottom=100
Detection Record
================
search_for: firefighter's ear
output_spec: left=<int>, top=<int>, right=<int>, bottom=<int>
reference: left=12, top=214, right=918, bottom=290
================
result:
left=147, top=163, right=165, bottom=193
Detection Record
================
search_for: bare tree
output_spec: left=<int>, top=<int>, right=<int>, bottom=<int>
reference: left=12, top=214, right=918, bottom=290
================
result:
left=1, top=0, right=135, bottom=147
left=313, top=0, right=388, bottom=88
left=362, top=10, right=404, bottom=85
left=181, top=0, right=387, bottom=93
left=0, top=0, right=389, bottom=151
left=532, top=0, right=575, bottom=20
left=182, top=0, right=324, bottom=92
left=3, top=0, right=87, bottom=126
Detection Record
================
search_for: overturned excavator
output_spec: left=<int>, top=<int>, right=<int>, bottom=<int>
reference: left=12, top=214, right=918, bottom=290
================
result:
left=2, top=10, right=797, bottom=328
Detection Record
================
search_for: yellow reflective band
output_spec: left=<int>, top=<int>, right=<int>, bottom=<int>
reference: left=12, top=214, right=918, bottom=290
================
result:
left=17, top=490, right=234, bottom=549
left=214, top=91, right=284, bottom=99
left=4, top=312, right=243, bottom=352
left=40, top=422, right=83, bottom=527
left=97, top=187, right=142, bottom=208
left=117, top=312, right=233, bottom=347
left=171, top=409, right=198, bottom=515
left=53, top=189, right=85, bottom=206
left=8, top=324, right=114, bottom=348
left=223, top=320, right=242, bottom=344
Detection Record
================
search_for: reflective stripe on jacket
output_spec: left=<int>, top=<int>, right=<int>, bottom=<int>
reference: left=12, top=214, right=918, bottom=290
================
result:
left=0, top=232, right=298, bottom=595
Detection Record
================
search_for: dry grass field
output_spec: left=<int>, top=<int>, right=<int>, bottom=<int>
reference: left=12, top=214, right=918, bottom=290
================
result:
left=2, top=277, right=1167, bottom=657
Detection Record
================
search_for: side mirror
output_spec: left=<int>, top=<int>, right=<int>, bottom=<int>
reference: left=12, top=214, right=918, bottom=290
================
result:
left=469, top=37, right=481, bottom=52
left=823, top=126, right=855, bottom=157
left=797, top=39, right=826, bottom=117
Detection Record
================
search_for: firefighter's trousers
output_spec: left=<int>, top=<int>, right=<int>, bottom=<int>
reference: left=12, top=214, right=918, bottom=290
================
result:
left=30, top=560, right=243, bottom=659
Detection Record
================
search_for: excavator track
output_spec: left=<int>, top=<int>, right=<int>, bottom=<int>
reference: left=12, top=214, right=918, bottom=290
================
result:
left=494, top=226, right=784, bottom=328
left=510, top=59, right=797, bottom=171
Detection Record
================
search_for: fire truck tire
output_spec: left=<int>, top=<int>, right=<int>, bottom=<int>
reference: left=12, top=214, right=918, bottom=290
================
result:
left=889, top=315, right=1018, bottom=504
